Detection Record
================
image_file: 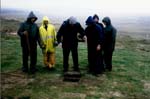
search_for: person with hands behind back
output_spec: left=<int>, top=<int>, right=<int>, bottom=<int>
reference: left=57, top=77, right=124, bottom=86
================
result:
left=39, top=16, right=57, bottom=71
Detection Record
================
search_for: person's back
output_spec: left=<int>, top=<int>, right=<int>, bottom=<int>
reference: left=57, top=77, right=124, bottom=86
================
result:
left=57, top=16, right=85, bottom=72
left=57, top=19, right=84, bottom=48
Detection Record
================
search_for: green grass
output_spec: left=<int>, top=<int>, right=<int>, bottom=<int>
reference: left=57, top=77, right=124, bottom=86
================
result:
left=1, top=34, right=150, bottom=99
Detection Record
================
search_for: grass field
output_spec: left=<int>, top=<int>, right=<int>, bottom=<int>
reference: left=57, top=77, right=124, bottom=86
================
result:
left=1, top=33, right=150, bottom=99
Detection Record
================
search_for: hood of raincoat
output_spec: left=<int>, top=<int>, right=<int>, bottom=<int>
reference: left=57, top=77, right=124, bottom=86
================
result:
left=86, top=16, right=95, bottom=25
left=102, top=17, right=111, bottom=26
left=39, top=16, right=57, bottom=53
left=42, top=16, right=51, bottom=25
left=93, top=14, right=99, bottom=20
left=68, top=16, right=77, bottom=25
left=27, top=11, right=38, bottom=22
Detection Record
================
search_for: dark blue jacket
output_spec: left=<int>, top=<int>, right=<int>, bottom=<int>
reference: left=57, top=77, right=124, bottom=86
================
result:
left=85, top=16, right=104, bottom=48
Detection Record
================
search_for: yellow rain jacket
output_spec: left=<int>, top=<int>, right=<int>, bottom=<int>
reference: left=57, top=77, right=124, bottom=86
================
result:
left=39, top=16, right=57, bottom=53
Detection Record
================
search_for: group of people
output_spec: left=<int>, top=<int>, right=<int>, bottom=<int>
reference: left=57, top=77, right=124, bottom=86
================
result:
left=18, top=11, right=117, bottom=75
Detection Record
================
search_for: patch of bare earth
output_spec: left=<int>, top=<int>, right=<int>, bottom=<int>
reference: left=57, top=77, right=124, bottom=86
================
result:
left=116, top=42, right=125, bottom=49
left=142, top=80, right=150, bottom=92
left=100, top=91, right=124, bottom=99
left=109, top=91, right=124, bottom=97
left=5, top=32, right=17, bottom=36
left=136, top=43, right=150, bottom=52
left=59, top=92, right=86, bottom=99
left=1, top=70, right=35, bottom=92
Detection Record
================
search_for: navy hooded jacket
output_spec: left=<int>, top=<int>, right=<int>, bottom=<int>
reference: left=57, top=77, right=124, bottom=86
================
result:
left=85, top=16, right=104, bottom=48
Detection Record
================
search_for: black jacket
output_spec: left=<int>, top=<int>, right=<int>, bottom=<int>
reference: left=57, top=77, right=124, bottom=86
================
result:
left=102, top=17, right=117, bottom=51
left=96, top=22, right=104, bottom=34
left=17, top=11, right=40, bottom=48
left=57, top=20, right=84, bottom=48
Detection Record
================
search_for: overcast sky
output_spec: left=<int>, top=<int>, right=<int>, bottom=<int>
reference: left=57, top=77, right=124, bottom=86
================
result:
left=2, top=0, right=150, bottom=17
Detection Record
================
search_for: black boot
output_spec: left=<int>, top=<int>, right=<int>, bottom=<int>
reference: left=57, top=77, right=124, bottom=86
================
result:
left=106, top=66, right=112, bottom=71
left=30, top=66, right=38, bottom=74
left=21, top=66, right=28, bottom=73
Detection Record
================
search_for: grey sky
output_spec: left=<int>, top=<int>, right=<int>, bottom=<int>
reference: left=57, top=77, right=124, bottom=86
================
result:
left=2, top=0, right=150, bottom=16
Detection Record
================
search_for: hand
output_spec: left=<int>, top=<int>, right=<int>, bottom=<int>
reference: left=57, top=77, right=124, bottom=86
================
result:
left=54, top=42, right=58, bottom=47
left=83, top=36, right=87, bottom=42
left=42, top=45, right=46, bottom=49
left=23, top=31, right=28, bottom=36
left=97, top=44, right=101, bottom=51
left=58, top=43, right=62, bottom=48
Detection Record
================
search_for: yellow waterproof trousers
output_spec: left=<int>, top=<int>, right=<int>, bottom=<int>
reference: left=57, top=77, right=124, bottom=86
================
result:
left=43, top=52, right=55, bottom=68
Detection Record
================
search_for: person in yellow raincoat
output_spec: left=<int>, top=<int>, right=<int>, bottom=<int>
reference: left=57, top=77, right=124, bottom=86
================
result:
left=39, top=16, right=57, bottom=70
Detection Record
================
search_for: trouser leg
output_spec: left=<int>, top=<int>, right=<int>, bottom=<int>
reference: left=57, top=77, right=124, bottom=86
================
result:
left=71, top=47, right=79, bottom=71
left=43, top=52, right=48, bottom=67
left=88, top=48, right=95, bottom=72
left=95, top=50, right=104, bottom=73
left=48, top=52, right=55, bottom=68
left=63, top=48, right=70, bottom=72
left=22, top=47, right=29, bottom=71
left=104, top=50, right=113, bottom=71
left=30, top=47, right=37, bottom=72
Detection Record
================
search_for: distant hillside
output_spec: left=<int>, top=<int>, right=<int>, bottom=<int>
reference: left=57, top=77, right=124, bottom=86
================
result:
left=0, top=18, right=21, bottom=33
left=0, top=18, right=61, bottom=34
left=1, top=9, right=30, bottom=33
left=1, top=8, right=64, bottom=23
left=114, top=16, right=150, bottom=39
left=0, top=8, right=60, bottom=33
left=1, top=8, right=29, bottom=21
left=1, top=8, right=62, bottom=33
